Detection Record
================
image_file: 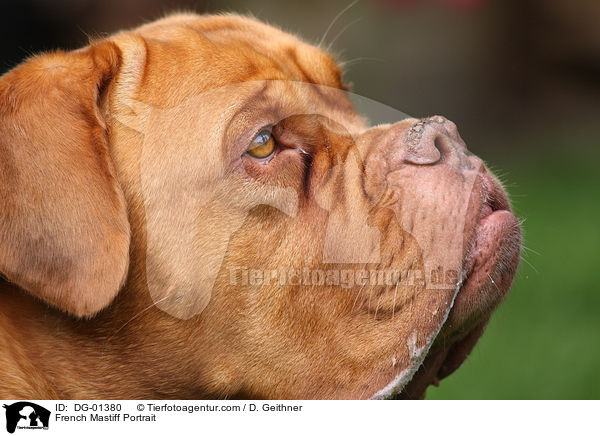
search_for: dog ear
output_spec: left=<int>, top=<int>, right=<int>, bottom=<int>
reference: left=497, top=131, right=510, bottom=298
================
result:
left=0, top=41, right=130, bottom=317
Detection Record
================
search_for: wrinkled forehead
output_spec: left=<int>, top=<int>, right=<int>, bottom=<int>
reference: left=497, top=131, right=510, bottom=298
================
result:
left=131, top=14, right=348, bottom=107
left=113, top=15, right=364, bottom=176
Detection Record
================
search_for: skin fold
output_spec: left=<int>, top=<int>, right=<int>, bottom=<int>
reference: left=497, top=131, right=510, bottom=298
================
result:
left=0, top=13, right=521, bottom=399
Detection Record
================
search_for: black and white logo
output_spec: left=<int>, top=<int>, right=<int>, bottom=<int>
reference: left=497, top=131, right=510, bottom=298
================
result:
left=3, top=402, right=50, bottom=434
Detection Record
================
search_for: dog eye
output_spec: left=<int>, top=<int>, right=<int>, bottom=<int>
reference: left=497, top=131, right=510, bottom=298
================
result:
left=247, top=129, right=276, bottom=159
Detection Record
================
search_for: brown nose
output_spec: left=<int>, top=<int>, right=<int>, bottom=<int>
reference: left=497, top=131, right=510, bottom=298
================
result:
left=361, top=116, right=471, bottom=202
left=386, top=116, right=469, bottom=168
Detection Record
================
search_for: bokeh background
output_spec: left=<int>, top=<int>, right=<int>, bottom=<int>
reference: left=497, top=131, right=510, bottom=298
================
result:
left=1, top=0, right=598, bottom=399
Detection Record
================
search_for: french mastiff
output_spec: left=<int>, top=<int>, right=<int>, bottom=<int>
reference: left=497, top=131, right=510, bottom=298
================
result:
left=0, top=13, right=521, bottom=399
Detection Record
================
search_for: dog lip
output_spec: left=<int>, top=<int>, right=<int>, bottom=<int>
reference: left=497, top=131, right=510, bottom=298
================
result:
left=400, top=175, right=521, bottom=398
left=480, top=172, right=509, bottom=216
left=391, top=205, right=521, bottom=399
left=464, top=172, right=513, bottom=278
left=434, top=195, right=520, bottom=379
left=462, top=170, right=519, bottom=305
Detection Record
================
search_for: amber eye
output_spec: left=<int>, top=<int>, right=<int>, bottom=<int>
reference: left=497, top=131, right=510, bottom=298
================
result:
left=247, top=129, right=276, bottom=159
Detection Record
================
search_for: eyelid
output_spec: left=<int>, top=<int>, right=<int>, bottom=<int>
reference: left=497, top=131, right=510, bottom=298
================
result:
left=252, top=126, right=274, bottom=142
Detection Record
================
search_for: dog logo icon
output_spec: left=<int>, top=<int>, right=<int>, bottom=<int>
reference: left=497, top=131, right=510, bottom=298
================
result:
left=3, top=402, right=50, bottom=433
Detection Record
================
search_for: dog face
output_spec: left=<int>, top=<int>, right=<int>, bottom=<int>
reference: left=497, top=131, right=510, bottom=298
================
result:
left=0, top=14, right=521, bottom=399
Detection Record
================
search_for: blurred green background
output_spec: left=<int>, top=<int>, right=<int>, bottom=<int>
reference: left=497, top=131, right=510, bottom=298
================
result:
left=2, top=0, right=598, bottom=399
left=428, top=128, right=600, bottom=399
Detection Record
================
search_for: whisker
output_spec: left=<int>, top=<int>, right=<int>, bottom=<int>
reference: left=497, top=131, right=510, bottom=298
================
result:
left=107, top=294, right=172, bottom=341
left=521, top=245, right=541, bottom=256
left=319, top=0, right=360, bottom=48
left=339, top=56, right=386, bottom=70
left=487, top=273, right=501, bottom=293
left=352, top=281, right=367, bottom=312
left=367, top=281, right=374, bottom=311
left=520, top=256, right=539, bottom=274
left=374, top=292, right=384, bottom=320
left=392, top=278, right=399, bottom=319
left=327, top=18, right=362, bottom=51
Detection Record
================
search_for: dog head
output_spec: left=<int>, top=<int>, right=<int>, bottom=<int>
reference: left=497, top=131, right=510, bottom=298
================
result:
left=0, top=13, right=521, bottom=399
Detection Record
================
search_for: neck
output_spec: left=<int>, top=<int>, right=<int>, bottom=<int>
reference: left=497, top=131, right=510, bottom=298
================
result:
left=0, top=279, right=202, bottom=399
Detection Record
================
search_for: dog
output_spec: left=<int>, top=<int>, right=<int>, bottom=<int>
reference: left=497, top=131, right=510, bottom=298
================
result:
left=0, top=13, right=521, bottom=399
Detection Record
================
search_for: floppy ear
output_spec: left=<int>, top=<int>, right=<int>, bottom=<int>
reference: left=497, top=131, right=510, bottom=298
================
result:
left=0, top=41, right=130, bottom=317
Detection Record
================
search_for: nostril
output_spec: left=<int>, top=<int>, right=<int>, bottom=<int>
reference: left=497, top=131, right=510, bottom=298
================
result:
left=433, top=134, right=455, bottom=161
left=403, top=120, right=446, bottom=166
left=378, top=117, right=469, bottom=172
left=404, top=137, right=441, bottom=165
left=402, top=116, right=469, bottom=166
